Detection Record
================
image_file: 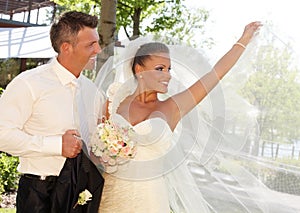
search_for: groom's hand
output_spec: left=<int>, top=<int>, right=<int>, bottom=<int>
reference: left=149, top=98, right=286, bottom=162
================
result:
left=62, top=129, right=83, bottom=158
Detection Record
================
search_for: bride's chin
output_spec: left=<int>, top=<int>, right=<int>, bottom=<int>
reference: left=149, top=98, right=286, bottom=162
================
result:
left=158, top=89, right=168, bottom=94
left=159, top=85, right=169, bottom=93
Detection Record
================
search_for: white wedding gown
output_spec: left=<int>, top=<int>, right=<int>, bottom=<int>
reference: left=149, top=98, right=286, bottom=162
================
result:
left=91, top=30, right=300, bottom=213
left=99, top=114, right=173, bottom=212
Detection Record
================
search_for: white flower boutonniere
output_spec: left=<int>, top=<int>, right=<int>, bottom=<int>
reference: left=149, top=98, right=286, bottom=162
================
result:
left=73, top=189, right=92, bottom=209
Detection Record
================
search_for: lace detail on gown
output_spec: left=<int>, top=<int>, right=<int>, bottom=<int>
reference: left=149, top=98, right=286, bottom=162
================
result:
left=99, top=83, right=173, bottom=213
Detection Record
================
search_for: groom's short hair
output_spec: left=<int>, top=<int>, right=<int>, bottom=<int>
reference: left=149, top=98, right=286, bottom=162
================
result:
left=50, top=11, right=99, bottom=53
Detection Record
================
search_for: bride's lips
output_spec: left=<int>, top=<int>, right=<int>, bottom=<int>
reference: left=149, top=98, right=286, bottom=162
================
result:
left=161, top=81, right=169, bottom=86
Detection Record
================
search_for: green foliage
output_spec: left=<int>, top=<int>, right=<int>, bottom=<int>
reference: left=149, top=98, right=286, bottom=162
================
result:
left=263, top=159, right=300, bottom=195
left=151, top=6, right=213, bottom=48
left=116, top=0, right=212, bottom=47
left=82, top=69, right=96, bottom=81
left=265, top=170, right=300, bottom=195
left=52, top=0, right=212, bottom=48
left=117, top=0, right=168, bottom=36
left=0, top=59, right=20, bottom=88
left=0, top=153, right=20, bottom=194
left=53, top=0, right=101, bottom=16
left=240, top=38, right=300, bottom=143
left=233, top=158, right=300, bottom=195
left=0, top=58, right=50, bottom=88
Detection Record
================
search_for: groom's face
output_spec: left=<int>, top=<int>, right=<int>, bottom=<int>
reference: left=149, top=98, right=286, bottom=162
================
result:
left=70, top=27, right=101, bottom=71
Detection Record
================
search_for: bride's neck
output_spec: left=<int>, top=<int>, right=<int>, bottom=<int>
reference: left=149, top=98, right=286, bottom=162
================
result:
left=134, top=90, right=158, bottom=104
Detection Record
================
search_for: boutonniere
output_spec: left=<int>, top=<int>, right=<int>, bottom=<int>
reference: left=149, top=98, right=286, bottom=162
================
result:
left=73, top=189, right=92, bottom=209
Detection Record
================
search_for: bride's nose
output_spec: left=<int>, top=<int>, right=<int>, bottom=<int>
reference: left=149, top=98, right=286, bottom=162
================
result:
left=165, top=71, right=171, bottom=81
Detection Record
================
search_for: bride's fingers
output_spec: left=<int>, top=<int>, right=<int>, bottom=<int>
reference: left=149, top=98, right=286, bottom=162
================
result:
left=244, top=21, right=262, bottom=39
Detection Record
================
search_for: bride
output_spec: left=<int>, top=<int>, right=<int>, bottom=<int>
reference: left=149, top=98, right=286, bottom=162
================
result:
left=90, top=21, right=300, bottom=212
left=92, top=21, right=258, bottom=212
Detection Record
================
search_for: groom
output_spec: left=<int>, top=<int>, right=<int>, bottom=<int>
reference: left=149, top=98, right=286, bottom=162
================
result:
left=0, top=11, right=104, bottom=212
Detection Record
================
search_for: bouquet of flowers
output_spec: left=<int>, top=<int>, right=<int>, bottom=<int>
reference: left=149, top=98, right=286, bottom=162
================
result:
left=90, top=118, right=137, bottom=173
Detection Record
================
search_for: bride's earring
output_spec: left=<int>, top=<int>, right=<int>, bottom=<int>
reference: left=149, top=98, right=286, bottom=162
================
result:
left=139, top=75, right=143, bottom=79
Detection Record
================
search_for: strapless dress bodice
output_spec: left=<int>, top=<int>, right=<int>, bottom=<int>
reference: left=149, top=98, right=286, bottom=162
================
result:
left=111, top=114, right=173, bottom=160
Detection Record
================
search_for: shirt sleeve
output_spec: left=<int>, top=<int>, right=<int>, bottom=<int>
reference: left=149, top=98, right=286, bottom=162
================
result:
left=97, top=88, right=107, bottom=121
left=0, top=77, right=62, bottom=157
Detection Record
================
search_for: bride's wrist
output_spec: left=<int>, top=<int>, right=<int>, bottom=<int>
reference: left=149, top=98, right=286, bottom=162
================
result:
left=234, top=42, right=246, bottom=49
left=233, top=38, right=249, bottom=49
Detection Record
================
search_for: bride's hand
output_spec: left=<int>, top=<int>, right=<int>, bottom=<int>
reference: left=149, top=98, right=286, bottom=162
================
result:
left=238, top=21, right=262, bottom=46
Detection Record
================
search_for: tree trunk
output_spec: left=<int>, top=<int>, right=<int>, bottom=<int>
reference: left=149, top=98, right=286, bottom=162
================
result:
left=96, top=0, right=117, bottom=75
left=132, top=7, right=142, bottom=38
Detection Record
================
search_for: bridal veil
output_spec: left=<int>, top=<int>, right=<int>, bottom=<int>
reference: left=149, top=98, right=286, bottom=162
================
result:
left=91, top=25, right=300, bottom=213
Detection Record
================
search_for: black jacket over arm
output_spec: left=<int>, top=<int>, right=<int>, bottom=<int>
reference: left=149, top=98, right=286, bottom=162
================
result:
left=51, top=144, right=104, bottom=213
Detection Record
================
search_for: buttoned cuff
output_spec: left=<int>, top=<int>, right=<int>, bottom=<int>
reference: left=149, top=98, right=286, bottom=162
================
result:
left=43, top=135, right=62, bottom=155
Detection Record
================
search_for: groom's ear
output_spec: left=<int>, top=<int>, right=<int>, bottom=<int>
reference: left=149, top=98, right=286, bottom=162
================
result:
left=60, top=42, right=71, bottom=54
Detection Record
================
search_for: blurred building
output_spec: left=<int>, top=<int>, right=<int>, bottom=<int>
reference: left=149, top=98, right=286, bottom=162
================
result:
left=0, top=0, right=55, bottom=27
left=0, top=0, right=56, bottom=88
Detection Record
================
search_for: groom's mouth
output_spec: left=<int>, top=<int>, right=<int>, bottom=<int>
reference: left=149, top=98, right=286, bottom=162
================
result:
left=84, top=56, right=97, bottom=70
left=89, top=56, right=97, bottom=62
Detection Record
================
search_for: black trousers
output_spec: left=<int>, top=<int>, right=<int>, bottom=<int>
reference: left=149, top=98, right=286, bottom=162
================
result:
left=16, top=151, right=104, bottom=213
left=16, top=175, right=57, bottom=213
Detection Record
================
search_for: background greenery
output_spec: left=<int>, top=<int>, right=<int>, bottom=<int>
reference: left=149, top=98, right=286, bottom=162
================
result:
left=0, top=153, right=19, bottom=206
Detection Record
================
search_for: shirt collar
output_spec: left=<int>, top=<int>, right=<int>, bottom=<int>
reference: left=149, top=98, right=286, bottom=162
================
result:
left=51, top=57, right=79, bottom=86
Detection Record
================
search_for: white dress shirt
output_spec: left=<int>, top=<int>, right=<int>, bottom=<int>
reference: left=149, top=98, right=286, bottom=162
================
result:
left=0, top=57, right=104, bottom=176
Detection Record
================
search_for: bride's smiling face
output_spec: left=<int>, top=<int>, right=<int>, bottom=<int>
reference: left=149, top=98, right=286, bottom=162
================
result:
left=137, top=52, right=171, bottom=93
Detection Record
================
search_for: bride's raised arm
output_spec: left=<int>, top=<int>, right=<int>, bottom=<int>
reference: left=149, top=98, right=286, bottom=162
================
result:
left=172, top=21, right=262, bottom=118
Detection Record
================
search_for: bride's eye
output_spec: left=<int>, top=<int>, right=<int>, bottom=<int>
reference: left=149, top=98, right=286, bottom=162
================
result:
left=155, top=66, right=171, bottom=72
left=155, top=66, right=164, bottom=72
